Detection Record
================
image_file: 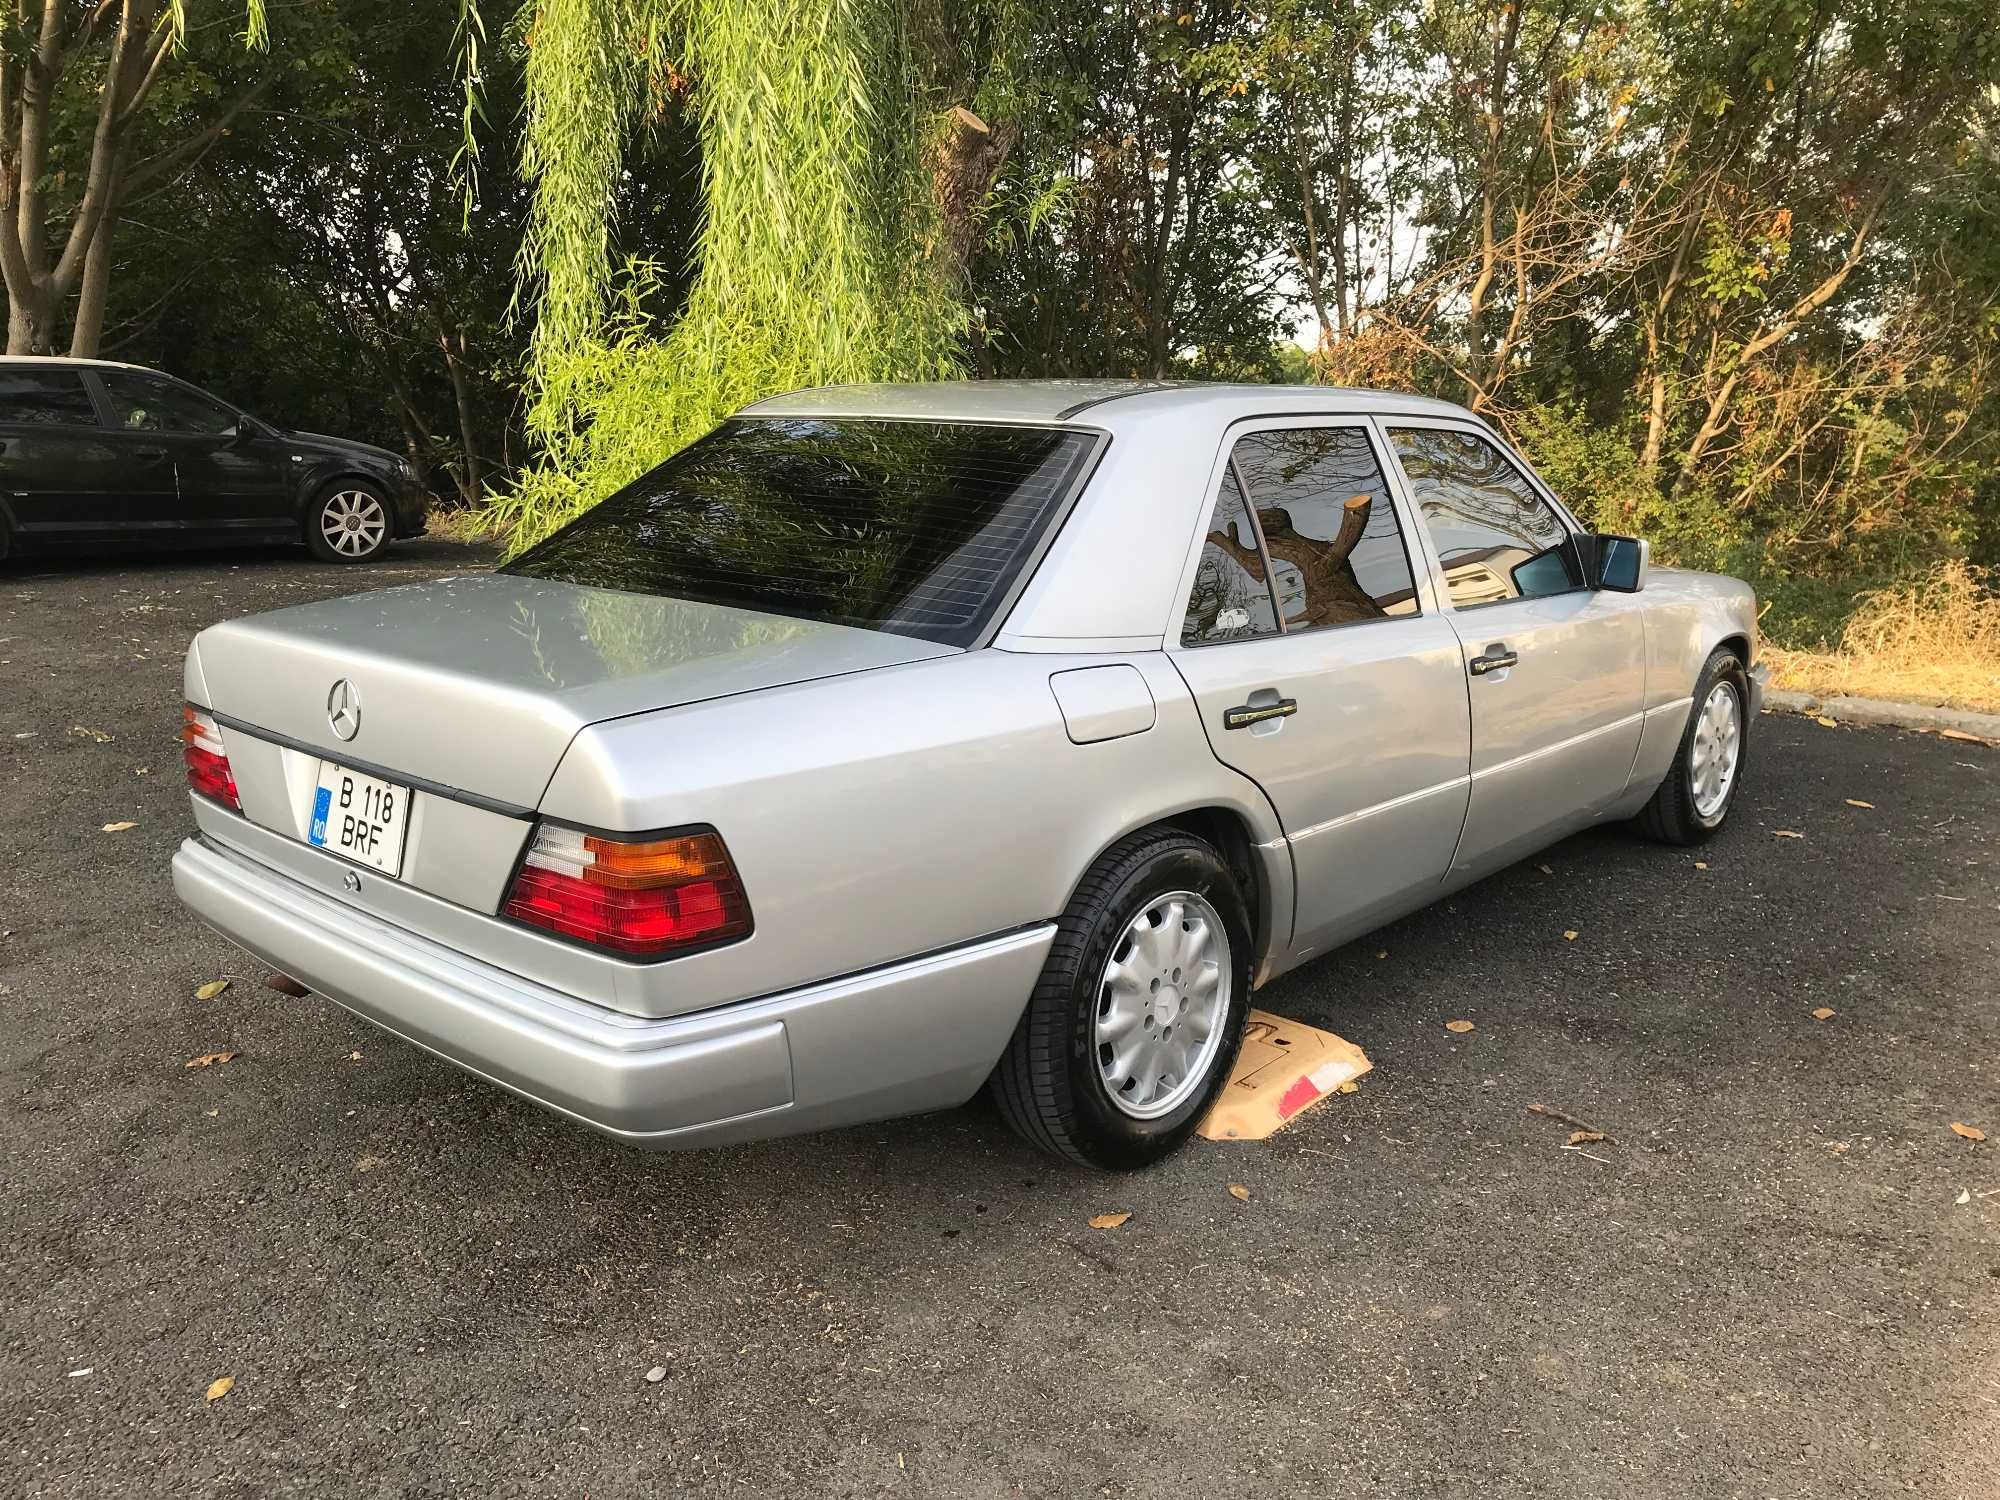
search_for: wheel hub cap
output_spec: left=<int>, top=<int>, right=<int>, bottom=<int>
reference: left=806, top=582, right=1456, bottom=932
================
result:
left=323, top=491, right=387, bottom=556
left=1690, top=680, right=1741, bottom=819
left=1092, top=891, right=1231, bottom=1120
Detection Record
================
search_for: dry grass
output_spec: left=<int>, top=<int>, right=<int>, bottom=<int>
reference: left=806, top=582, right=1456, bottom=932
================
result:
left=424, top=505, right=512, bottom=546
left=1765, top=561, right=2000, bottom=714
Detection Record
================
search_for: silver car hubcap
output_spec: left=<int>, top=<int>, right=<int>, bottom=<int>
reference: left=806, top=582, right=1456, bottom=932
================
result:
left=1690, top=680, right=1742, bottom=819
left=322, top=491, right=387, bottom=556
left=1093, top=891, right=1231, bottom=1120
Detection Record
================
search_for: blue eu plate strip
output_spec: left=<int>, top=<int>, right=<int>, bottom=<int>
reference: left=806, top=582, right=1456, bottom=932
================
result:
left=309, top=785, right=332, bottom=847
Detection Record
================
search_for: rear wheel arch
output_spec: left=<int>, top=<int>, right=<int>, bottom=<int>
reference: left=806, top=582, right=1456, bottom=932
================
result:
left=1063, top=803, right=1282, bottom=983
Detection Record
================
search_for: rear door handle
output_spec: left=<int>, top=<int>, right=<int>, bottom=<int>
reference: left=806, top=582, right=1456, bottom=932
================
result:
left=1469, top=647, right=1519, bottom=676
left=1224, top=698, right=1297, bottom=730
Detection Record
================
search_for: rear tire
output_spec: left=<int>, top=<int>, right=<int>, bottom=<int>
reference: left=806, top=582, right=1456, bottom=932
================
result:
left=305, top=482, right=392, bottom=563
left=991, top=829, right=1253, bottom=1170
left=1634, top=647, right=1750, bottom=845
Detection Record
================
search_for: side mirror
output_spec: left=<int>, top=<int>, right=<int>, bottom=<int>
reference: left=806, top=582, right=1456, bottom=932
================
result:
left=1585, top=534, right=1649, bottom=593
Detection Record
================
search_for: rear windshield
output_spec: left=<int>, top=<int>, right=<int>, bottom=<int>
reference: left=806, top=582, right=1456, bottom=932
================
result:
left=502, top=417, right=1100, bottom=647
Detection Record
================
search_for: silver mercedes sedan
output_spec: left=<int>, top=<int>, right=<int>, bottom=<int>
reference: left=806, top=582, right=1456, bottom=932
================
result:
left=172, top=381, right=1763, bottom=1169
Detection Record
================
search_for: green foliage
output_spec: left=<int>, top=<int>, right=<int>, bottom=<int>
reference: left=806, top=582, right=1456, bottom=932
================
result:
left=489, top=0, right=969, bottom=550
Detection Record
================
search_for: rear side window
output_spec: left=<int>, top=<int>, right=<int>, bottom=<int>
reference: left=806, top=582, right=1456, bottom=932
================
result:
left=1183, top=467, right=1281, bottom=644
left=503, top=418, right=1098, bottom=648
left=1232, top=427, right=1419, bottom=628
left=1387, top=427, right=1579, bottom=607
left=1182, top=424, right=1419, bottom=645
left=0, top=369, right=97, bottom=426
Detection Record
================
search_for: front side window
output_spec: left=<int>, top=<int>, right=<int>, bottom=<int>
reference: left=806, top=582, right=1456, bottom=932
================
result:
left=1231, top=427, right=1420, bottom=629
left=1388, top=427, right=1578, bottom=608
left=98, top=372, right=238, bottom=435
left=0, top=369, right=98, bottom=426
left=504, top=418, right=1098, bottom=648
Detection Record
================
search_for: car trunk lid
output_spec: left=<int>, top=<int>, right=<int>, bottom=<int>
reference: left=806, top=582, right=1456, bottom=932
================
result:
left=189, top=574, right=958, bottom=809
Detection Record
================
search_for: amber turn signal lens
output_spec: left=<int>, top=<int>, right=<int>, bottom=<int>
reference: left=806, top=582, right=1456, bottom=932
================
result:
left=580, top=831, right=728, bottom=890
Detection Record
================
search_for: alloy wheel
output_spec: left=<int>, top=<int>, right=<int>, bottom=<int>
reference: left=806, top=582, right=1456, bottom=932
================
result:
left=321, top=490, right=387, bottom=557
left=1092, top=890, right=1232, bottom=1120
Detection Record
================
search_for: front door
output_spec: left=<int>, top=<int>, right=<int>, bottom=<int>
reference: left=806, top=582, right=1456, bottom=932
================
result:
left=93, top=369, right=289, bottom=539
left=1169, top=419, right=1472, bottom=960
left=1382, top=422, right=1646, bottom=878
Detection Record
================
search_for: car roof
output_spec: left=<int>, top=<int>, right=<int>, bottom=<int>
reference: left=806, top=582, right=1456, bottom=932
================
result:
left=740, top=378, right=1475, bottom=428
left=0, top=354, right=156, bottom=374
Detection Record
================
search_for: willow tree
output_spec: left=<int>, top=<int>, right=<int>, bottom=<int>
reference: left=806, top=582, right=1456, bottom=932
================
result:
left=476, top=0, right=1017, bottom=547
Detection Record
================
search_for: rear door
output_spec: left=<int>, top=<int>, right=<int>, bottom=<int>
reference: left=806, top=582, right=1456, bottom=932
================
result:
left=92, top=369, right=289, bottom=538
left=1382, top=421, right=1646, bottom=877
left=0, top=365, right=125, bottom=544
left=1168, top=418, right=1472, bottom=959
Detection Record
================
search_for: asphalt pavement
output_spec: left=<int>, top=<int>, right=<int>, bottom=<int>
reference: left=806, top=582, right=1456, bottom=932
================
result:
left=2, top=540, right=1996, bottom=1498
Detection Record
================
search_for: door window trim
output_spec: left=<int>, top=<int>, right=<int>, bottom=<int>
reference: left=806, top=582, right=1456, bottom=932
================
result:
left=1170, top=414, right=1441, bottom=650
left=1373, top=414, right=1588, bottom=614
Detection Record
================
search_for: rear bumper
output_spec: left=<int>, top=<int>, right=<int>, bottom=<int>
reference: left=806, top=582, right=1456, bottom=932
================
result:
left=172, top=835, right=1052, bottom=1147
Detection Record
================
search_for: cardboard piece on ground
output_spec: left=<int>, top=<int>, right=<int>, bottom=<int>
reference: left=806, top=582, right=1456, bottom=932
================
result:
left=1197, top=1008, right=1372, bottom=1142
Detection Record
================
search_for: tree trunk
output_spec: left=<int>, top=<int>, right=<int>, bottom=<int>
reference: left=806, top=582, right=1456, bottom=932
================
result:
left=438, top=320, right=483, bottom=505
left=70, top=204, right=118, bottom=358
left=7, top=285, right=59, bottom=353
left=930, top=106, right=1020, bottom=284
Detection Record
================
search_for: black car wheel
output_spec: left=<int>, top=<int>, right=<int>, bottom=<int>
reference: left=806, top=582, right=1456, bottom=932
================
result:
left=306, top=483, right=392, bottom=563
left=1633, top=646, right=1750, bottom=845
left=991, top=828, right=1253, bottom=1170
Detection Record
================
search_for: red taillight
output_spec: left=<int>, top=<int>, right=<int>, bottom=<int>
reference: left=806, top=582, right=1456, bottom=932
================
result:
left=501, top=825, right=753, bottom=958
left=182, top=704, right=240, bottom=810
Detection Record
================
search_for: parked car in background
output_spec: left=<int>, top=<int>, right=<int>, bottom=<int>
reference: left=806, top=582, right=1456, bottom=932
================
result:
left=0, top=357, right=427, bottom=564
left=171, top=380, right=1765, bottom=1170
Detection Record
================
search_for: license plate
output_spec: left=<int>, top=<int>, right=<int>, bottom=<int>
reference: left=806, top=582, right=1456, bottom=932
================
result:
left=308, top=761, right=410, bottom=877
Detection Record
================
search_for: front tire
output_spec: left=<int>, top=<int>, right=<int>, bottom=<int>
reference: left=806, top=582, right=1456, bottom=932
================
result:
left=1634, top=647, right=1750, bottom=845
left=305, top=483, right=392, bottom=563
left=991, top=829, right=1253, bottom=1170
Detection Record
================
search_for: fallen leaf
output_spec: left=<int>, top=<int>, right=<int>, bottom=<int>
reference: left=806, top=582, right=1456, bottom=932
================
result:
left=1227, top=1183, right=1250, bottom=1202
left=204, top=1376, right=234, bottom=1402
left=183, top=1051, right=238, bottom=1069
left=1088, top=1211, right=1132, bottom=1230
left=1445, top=1019, right=1476, bottom=1034
left=193, top=980, right=230, bottom=1001
left=354, top=1155, right=386, bottom=1172
left=1562, top=929, right=1579, bottom=941
left=1844, top=799, right=1874, bottom=809
left=1336, top=1079, right=1360, bottom=1094
left=1815, top=715, right=1837, bottom=728
left=1950, top=1122, right=1986, bottom=1142
left=1773, top=829, right=1805, bottom=839
left=1537, top=863, right=1553, bottom=875
left=1957, top=1188, right=1973, bottom=1206
left=1693, top=861, right=1709, bottom=870
left=70, top=725, right=114, bottom=743
left=1939, top=729, right=1988, bottom=745
left=265, top=973, right=310, bottom=997
left=1811, top=1007, right=1835, bottom=1020
left=347, top=1050, right=363, bottom=1062
left=644, top=1365, right=668, bottom=1383
left=1374, top=950, right=1388, bottom=960
left=1567, top=1130, right=1605, bottom=1146
left=101, top=821, right=137, bottom=833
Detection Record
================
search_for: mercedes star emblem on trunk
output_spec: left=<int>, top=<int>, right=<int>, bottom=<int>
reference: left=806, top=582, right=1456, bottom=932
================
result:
left=327, top=679, right=362, bottom=741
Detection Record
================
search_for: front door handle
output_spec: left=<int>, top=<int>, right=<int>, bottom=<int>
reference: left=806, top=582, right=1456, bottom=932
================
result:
left=1469, top=647, right=1519, bottom=676
left=1224, top=698, right=1297, bottom=730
